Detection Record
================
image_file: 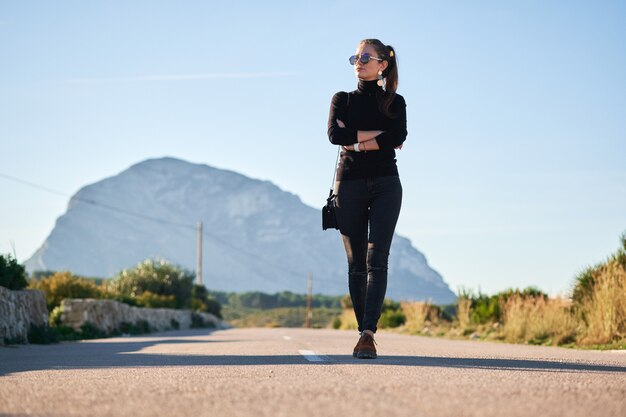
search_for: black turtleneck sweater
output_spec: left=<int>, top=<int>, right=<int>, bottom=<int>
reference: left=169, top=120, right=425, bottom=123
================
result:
left=327, top=79, right=407, bottom=181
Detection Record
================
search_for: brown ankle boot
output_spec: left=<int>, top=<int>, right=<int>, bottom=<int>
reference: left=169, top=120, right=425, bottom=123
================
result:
left=356, top=332, right=377, bottom=359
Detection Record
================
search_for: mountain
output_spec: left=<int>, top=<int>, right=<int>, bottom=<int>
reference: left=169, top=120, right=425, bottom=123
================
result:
left=25, top=157, right=456, bottom=304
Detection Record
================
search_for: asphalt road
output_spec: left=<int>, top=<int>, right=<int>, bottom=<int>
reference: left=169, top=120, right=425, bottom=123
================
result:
left=1, top=327, right=625, bottom=417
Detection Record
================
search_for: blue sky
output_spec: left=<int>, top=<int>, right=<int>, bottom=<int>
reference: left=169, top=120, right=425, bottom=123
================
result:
left=1, top=1, right=625, bottom=296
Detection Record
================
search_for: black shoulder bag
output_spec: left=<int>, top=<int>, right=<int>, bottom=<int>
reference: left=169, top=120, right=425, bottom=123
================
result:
left=322, top=92, right=349, bottom=231
left=321, top=147, right=341, bottom=230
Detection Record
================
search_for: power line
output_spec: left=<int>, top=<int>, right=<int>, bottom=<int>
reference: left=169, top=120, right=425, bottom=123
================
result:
left=0, top=172, right=195, bottom=230
left=0, top=172, right=70, bottom=198
left=200, top=229, right=337, bottom=284
left=82, top=197, right=197, bottom=230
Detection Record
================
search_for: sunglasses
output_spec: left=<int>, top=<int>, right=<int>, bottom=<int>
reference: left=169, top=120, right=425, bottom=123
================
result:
left=349, top=53, right=383, bottom=65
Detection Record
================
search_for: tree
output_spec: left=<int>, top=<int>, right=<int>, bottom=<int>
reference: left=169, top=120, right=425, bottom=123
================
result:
left=29, top=271, right=103, bottom=311
left=0, top=254, right=28, bottom=290
left=108, top=259, right=194, bottom=309
left=191, top=284, right=222, bottom=318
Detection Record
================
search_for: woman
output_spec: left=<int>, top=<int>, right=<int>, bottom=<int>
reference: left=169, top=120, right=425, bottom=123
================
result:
left=327, top=39, right=407, bottom=359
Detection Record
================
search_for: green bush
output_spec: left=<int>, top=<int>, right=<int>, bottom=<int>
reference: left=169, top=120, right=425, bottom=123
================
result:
left=105, top=292, right=139, bottom=306
left=381, top=298, right=401, bottom=313
left=191, top=284, right=222, bottom=318
left=49, top=306, right=63, bottom=326
left=379, top=309, right=406, bottom=328
left=135, top=291, right=177, bottom=308
left=29, top=271, right=103, bottom=311
left=108, top=259, right=194, bottom=309
left=0, top=254, right=28, bottom=290
left=80, top=322, right=107, bottom=339
left=53, top=325, right=82, bottom=341
left=457, top=286, right=548, bottom=325
left=203, top=297, right=223, bottom=318
left=470, top=293, right=501, bottom=324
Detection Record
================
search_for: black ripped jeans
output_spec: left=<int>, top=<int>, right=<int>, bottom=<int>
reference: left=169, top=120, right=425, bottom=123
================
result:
left=334, top=175, right=402, bottom=333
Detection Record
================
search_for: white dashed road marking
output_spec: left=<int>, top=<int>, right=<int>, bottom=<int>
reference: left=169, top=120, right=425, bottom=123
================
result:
left=298, top=350, right=330, bottom=362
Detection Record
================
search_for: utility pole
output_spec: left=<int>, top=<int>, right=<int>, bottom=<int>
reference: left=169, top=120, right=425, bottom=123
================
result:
left=197, top=221, right=203, bottom=286
left=305, top=273, right=312, bottom=328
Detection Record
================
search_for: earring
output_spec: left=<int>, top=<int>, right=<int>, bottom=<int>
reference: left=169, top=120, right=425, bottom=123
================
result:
left=377, top=70, right=384, bottom=87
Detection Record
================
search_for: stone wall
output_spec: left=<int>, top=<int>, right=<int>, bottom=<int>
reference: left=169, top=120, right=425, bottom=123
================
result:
left=0, top=286, right=48, bottom=344
left=59, top=298, right=228, bottom=333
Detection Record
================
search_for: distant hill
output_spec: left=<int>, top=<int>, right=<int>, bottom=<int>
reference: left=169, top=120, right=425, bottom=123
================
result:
left=25, top=157, right=456, bottom=304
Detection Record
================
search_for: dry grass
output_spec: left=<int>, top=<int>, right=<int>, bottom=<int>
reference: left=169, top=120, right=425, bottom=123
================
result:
left=400, top=301, right=429, bottom=332
left=456, top=296, right=471, bottom=330
left=337, top=308, right=358, bottom=330
left=502, top=295, right=577, bottom=345
left=332, top=235, right=626, bottom=350
left=578, top=260, right=626, bottom=345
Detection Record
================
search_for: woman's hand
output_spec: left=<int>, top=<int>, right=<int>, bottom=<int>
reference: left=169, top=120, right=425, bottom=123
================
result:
left=337, top=119, right=353, bottom=150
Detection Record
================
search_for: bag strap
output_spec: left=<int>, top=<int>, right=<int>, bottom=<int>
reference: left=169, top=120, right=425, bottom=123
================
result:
left=329, top=92, right=350, bottom=191
left=329, top=147, right=340, bottom=190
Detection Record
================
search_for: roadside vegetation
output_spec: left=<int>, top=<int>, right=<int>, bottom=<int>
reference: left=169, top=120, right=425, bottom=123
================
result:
left=213, top=290, right=342, bottom=328
left=2, top=231, right=624, bottom=349
left=332, top=232, right=626, bottom=349
left=29, top=258, right=222, bottom=317
left=0, top=253, right=28, bottom=290
left=1, top=257, right=221, bottom=344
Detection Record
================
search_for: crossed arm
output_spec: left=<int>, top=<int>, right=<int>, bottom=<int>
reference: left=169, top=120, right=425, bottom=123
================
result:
left=327, top=92, right=406, bottom=152
left=335, top=119, right=387, bottom=151
left=336, top=120, right=404, bottom=151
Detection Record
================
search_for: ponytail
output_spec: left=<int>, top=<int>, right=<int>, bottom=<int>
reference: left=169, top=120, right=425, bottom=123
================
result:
left=380, top=44, right=398, bottom=118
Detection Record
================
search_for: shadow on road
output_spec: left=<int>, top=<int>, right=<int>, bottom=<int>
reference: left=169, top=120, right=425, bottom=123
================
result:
left=1, top=328, right=625, bottom=376
left=336, top=355, right=626, bottom=373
